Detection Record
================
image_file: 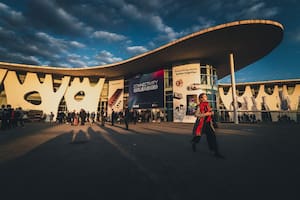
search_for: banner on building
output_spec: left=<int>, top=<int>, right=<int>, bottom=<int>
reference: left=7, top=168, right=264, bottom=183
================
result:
left=128, top=70, right=164, bottom=109
left=108, top=79, right=124, bottom=115
left=172, top=63, right=203, bottom=123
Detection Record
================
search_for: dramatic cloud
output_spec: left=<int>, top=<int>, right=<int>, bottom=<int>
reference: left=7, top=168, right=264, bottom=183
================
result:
left=150, top=15, right=178, bottom=41
left=126, top=46, right=148, bottom=55
left=121, top=3, right=143, bottom=20
left=224, top=1, right=279, bottom=20
left=240, top=2, right=278, bottom=18
left=26, top=0, right=93, bottom=36
left=189, top=17, right=216, bottom=33
left=0, top=0, right=299, bottom=81
left=34, top=32, right=86, bottom=57
left=0, top=2, right=26, bottom=29
left=92, top=31, right=127, bottom=42
left=0, top=47, right=41, bottom=65
left=112, top=1, right=181, bottom=42
left=0, top=27, right=87, bottom=67
left=65, top=54, right=89, bottom=68
left=95, top=50, right=123, bottom=65
left=70, top=41, right=86, bottom=48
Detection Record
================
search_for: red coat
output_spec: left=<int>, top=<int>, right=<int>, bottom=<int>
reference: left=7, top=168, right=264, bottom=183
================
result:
left=194, top=101, right=212, bottom=136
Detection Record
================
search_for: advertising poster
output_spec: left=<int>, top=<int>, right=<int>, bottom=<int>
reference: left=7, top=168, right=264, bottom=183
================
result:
left=172, top=63, right=203, bottom=123
left=128, top=70, right=164, bottom=109
left=108, top=79, right=124, bottom=115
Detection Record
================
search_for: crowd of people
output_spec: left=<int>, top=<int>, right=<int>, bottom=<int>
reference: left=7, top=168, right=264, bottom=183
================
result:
left=48, top=107, right=166, bottom=130
left=0, top=104, right=25, bottom=130
left=1, top=103, right=168, bottom=131
left=109, top=109, right=165, bottom=125
left=53, top=109, right=98, bottom=126
left=14, top=107, right=163, bottom=131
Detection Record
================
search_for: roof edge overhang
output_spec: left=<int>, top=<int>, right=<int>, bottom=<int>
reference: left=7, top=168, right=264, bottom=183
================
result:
left=0, top=19, right=284, bottom=79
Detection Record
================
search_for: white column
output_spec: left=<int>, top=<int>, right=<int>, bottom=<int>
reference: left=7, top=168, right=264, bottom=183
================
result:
left=230, top=53, right=239, bottom=124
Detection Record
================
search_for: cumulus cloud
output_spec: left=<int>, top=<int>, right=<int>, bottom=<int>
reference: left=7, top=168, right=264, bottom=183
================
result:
left=0, top=26, right=15, bottom=36
left=95, top=50, right=123, bottom=65
left=0, top=2, right=26, bottom=28
left=35, top=32, right=71, bottom=55
left=27, top=0, right=93, bottom=36
left=70, top=41, right=86, bottom=48
left=119, top=0, right=172, bottom=13
left=225, top=1, right=279, bottom=20
left=35, top=32, right=85, bottom=52
left=113, top=1, right=181, bottom=42
left=0, top=47, right=41, bottom=65
left=65, top=54, right=89, bottom=68
left=121, top=3, right=143, bottom=19
left=0, top=27, right=88, bottom=67
left=0, top=0, right=289, bottom=70
left=242, top=2, right=278, bottom=18
left=189, top=17, right=216, bottom=33
left=126, top=46, right=148, bottom=55
left=92, top=31, right=127, bottom=42
left=31, top=32, right=89, bottom=67
left=150, top=15, right=178, bottom=41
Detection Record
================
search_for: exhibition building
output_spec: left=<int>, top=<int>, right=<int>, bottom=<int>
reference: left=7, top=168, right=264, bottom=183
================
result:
left=1, top=19, right=297, bottom=123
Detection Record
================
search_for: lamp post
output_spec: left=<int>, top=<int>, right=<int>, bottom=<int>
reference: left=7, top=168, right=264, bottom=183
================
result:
left=230, top=53, right=239, bottom=124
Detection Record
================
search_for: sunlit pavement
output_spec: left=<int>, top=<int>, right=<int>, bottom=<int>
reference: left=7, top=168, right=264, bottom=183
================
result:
left=0, top=121, right=299, bottom=200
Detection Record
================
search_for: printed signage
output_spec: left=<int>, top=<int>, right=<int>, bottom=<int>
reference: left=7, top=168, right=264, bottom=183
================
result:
left=128, top=70, right=164, bottom=109
left=172, top=63, right=203, bottom=123
left=108, top=79, right=124, bottom=115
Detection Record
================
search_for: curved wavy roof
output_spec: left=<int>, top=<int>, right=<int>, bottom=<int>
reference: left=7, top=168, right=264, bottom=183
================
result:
left=0, top=19, right=283, bottom=80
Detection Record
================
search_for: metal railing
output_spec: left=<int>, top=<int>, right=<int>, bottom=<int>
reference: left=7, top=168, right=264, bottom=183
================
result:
left=215, top=110, right=300, bottom=123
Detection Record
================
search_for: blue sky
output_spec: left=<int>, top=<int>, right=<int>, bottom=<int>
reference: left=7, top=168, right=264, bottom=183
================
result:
left=0, top=0, right=299, bottom=83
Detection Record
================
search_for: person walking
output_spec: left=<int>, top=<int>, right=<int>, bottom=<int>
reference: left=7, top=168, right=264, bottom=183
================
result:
left=50, top=112, right=54, bottom=124
left=124, top=107, right=129, bottom=130
left=100, top=109, right=105, bottom=126
left=111, top=109, right=115, bottom=126
left=17, top=107, right=25, bottom=127
left=133, top=110, right=138, bottom=124
left=91, top=111, right=96, bottom=124
left=191, top=93, right=224, bottom=158
left=79, top=109, right=86, bottom=125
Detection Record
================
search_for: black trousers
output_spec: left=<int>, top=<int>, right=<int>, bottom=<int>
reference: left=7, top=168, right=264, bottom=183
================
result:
left=124, top=119, right=128, bottom=130
left=192, top=121, right=219, bottom=153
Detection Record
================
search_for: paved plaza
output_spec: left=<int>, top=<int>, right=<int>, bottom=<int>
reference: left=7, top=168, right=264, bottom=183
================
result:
left=0, top=121, right=299, bottom=200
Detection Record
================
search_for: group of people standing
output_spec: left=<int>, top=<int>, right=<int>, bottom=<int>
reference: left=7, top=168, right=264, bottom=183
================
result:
left=67, top=109, right=97, bottom=126
left=111, top=107, right=130, bottom=130
left=49, top=109, right=98, bottom=126
left=0, top=104, right=25, bottom=130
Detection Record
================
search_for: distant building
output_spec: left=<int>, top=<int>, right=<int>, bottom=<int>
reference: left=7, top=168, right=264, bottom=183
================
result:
left=0, top=20, right=286, bottom=123
left=218, top=79, right=300, bottom=123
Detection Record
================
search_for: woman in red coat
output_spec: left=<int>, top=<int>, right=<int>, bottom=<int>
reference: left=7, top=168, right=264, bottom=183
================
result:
left=191, top=93, right=224, bottom=158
